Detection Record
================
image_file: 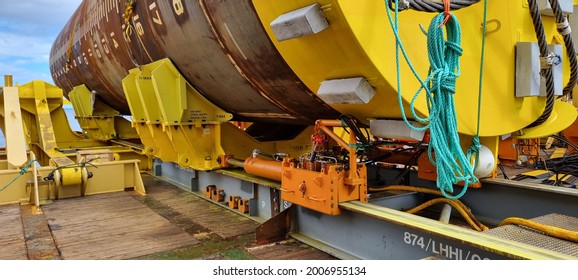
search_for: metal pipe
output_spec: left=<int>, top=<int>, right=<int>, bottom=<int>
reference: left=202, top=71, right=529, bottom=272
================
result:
left=319, top=126, right=349, bottom=149
left=226, top=157, right=246, bottom=168
left=316, top=120, right=343, bottom=127
left=244, top=157, right=283, bottom=182
left=4, top=75, right=13, bottom=87
left=31, top=152, right=40, bottom=208
left=439, top=204, right=452, bottom=224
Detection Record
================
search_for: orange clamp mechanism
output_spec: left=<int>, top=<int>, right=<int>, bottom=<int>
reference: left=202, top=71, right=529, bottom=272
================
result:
left=239, top=120, right=368, bottom=215
left=279, top=120, right=368, bottom=216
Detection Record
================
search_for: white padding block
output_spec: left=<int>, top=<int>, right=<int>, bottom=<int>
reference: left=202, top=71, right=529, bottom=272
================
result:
left=538, top=0, right=573, bottom=16
left=317, top=77, right=375, bottom=104
left=370, top=120, right=425, bottom=141
left=515, top=42, right=562, bottom=97
left=270, top=3, right=329, bottom=42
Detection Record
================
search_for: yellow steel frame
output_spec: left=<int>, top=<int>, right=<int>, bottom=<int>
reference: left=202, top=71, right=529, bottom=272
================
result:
left=122, top=59, right=319, bottom=171
left=0, top=78, right=145, bottom=205
left=123, top=59, right=233, bottom=170
left=68, top=84, right=139, bottom=141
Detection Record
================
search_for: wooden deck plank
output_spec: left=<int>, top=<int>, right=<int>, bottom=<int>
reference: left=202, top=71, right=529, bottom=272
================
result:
left=62, top=232, right=195, bottom=259
left=44, top=201, right=145, bottom=216
left=142, top=177, right=260, bottom=239
left=59, top=226, right=192, bottom=259
left=43, top=195, right=144, bottom=214
left=51, top=220, right=183, bottom=244
left=247, top=240, right=338, bottom=260
left=0, top=205, right=27, bottom=260
left=42, top=191, right=199, bottom=260
left=47, top=212, right=160, bottom=232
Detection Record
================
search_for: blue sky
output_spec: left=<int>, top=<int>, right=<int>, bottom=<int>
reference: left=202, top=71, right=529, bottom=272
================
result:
left=0, top=1, right=82, bottom=85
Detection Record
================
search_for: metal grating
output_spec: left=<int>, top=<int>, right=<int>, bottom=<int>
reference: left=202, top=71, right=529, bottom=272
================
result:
left=485, top=213, right=578, bottom=257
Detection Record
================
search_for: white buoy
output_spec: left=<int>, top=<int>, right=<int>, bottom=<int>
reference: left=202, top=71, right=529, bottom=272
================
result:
left=474, top=145, right=495, bottom=178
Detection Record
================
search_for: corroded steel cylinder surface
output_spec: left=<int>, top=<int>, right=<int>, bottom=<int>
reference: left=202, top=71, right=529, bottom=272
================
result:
left=49, top=0, right=339, bottom=124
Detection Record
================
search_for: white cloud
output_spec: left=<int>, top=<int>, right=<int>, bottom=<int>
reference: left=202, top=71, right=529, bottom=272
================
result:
left=0, top=0, right=82, bottom=84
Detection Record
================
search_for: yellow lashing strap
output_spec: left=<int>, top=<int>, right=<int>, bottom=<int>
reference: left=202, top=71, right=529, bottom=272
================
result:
left=122, top=0, right=137, bottom=37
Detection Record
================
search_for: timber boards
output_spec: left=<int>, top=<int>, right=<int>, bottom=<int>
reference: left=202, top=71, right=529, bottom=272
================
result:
left=42, top=192, right=199, bottom=260
left=142, top=176, right=259, bottom=239
left=247, top=240, right=338, bottom=260
left=0, top=205, right=27, bottom=260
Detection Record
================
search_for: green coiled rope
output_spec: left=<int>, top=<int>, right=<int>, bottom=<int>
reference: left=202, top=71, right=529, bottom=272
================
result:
left=386, top=0, right=485, bottom=199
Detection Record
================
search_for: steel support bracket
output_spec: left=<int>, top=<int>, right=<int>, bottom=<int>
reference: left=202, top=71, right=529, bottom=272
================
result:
left=122, top=59, right=233, bottom=171
left=68, top=84, right=137, bottom=141
left=0, top=79, right=146, bottom=205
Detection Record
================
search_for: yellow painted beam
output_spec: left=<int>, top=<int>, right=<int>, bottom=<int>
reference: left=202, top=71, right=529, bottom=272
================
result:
left=2, top=87, right=27, bottom=169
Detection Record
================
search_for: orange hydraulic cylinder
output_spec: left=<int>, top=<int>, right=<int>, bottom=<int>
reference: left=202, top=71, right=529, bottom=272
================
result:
left=244, top=157, right=283, bottom=182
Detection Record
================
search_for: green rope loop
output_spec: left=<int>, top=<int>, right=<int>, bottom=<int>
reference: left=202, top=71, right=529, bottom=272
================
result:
left=386, top=0, right=486, bottom=200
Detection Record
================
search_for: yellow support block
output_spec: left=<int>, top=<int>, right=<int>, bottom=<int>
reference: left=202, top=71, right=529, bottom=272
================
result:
left=123, top=67, right=178, bottom=162
left=68, top=85, right=132, bottom=141
left=69, top=85, right=93, bottom=117
left=149, top=60, right=233, bottom=124
left=513, top=102, right=578, bottom=139
left=123, top=59, right=233, bottom=170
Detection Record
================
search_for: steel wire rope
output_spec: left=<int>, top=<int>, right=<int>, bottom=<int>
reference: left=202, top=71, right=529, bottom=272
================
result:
left=526, top=0, right=556, bottom=128
left=547, top=0, right=578, bottom=99
left=388, top=0, right=480, bottom=12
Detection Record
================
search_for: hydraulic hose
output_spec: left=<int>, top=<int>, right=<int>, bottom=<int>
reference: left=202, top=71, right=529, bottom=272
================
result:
left=499, top=217, right=578, bottom=243
left=406, top=197, right=488, bottom=231
left=373, top=185, right=488, bottom=231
